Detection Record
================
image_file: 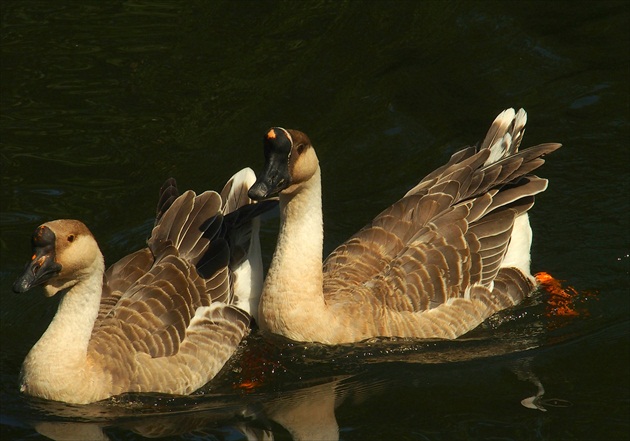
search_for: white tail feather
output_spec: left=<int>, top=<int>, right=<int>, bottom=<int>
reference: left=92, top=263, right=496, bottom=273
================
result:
left=220, top=167, right=263, bottom=322
left=501, top=213, right=533, bottom=279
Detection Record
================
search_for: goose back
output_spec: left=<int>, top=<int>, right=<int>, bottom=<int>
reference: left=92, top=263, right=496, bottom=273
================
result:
left=321, top=109, right=560, bottom=337
left=94, top=168, right=277, bottom=395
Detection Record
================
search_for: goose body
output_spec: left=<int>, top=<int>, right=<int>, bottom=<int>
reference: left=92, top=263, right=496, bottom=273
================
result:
left=13, top=168, right=271, bottom=404
left=248, top=109, right=561, bottom=344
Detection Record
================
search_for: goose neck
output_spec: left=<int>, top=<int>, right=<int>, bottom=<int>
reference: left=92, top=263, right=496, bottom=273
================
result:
left=25, top=255, right=104, bottom=369
left=260, top=167, right=336, bottom=340
left=276, top=167, right=324, bottom=287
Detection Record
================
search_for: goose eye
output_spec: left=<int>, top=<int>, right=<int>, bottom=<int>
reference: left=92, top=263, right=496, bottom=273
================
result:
left=296, top=144, right=306, bottom=155
left=67, top=234, right=75, bottom=242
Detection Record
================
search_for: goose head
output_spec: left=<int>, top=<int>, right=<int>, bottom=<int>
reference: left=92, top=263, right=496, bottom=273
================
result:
left=248, top=127, right=318, bottom=200
left=13, top=220, right=103, bottom=297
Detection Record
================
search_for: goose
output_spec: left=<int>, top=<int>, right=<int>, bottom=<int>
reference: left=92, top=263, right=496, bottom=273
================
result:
left=247, top=108, right=561, bottom=344
left=13, top=168, right=274, bottom=404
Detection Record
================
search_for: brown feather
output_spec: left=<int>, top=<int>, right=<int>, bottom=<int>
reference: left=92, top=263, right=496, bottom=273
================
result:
left=318, top=111, right=560, bottom=339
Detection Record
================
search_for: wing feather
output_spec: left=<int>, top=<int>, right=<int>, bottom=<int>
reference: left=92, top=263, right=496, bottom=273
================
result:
left=323, top=110, right=560, bottom=322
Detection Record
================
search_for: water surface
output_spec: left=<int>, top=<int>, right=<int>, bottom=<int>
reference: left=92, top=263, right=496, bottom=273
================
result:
left=1, top=1, right=628, bottom=440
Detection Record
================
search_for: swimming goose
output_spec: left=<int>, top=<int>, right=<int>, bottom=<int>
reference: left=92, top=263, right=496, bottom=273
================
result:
left=248, top=108, right=561, bottom=344
left=13, top=168, right=272, bottom=404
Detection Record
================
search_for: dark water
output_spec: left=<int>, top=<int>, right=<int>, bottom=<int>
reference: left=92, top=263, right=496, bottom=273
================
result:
left=1, top=1, right=628, bottom=440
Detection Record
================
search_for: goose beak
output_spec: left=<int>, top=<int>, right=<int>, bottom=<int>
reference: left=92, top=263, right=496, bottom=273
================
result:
left=13, top=252, right=62, bottom=293
left=248, top=178, right=275, bottom=200
left=249, top=127, right=293, bottom=201
left=248, top=152, right=290, bottom=200
left=13, top=226, right=62, bottom=293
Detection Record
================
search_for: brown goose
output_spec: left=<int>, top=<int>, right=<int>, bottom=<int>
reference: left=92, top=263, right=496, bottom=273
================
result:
left=13, top=168, right=272, bottom=404
left=248, top=109, right=561, bottom=344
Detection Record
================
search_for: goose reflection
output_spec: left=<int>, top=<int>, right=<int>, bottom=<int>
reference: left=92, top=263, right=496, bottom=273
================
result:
left=511, top=357, right=572, bottom=412
left=23, top=375, right=363, bottom=441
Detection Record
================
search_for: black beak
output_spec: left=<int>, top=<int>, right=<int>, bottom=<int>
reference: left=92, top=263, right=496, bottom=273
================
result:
left=248, top=150, right=291, bottom=201
left=13, top=226, right=62, bottom=293
left=13, top=252, right=62, bottom=293
left=249, top=127, right=294, bottom=201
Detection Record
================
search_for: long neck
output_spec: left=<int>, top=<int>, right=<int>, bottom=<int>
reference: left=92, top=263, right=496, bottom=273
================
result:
left=21, top=256, right=105, bottom=400
left=259, top=167, right=336, bottom=341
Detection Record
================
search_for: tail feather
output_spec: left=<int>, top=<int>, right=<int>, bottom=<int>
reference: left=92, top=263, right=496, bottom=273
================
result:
left=219, top=168, right=278, bottom=321
left=176, top=191, right=223, bottom=262
left=415, top=108, right=559, bottom=290
left=155, top=178, right=179, bottom=226
left=481, top=108, right=527, bottom=164
left=150, top=191, right=194, bottom=248
left=149, top=190, right=223, bottom=267
left=221, top=167, right=257, bottom=214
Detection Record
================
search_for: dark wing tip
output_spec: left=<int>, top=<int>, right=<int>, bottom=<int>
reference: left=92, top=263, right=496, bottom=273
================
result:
left=155, top=178, right=180, bottom=226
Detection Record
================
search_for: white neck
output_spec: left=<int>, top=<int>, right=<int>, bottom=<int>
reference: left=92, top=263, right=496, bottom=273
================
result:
left=20, top=255, right=105, bottom=401
left=259, top=167, right=337, bottom=342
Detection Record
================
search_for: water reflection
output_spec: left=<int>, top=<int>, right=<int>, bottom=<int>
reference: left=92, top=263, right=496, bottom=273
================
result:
left=20, top=356, right=573, bottom=441
left=22, top=375, right=357, bottom=441
left=511, top=357, right=573, bottom=412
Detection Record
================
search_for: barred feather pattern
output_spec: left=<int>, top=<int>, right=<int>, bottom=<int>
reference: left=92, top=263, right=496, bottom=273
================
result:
left=87, top=187, right=249, bottom=398
left=320, top=109, right=560, bottom=339
left=17, top=168, right=273, bottom=403
left=90, top=171, right=268, bottom=397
